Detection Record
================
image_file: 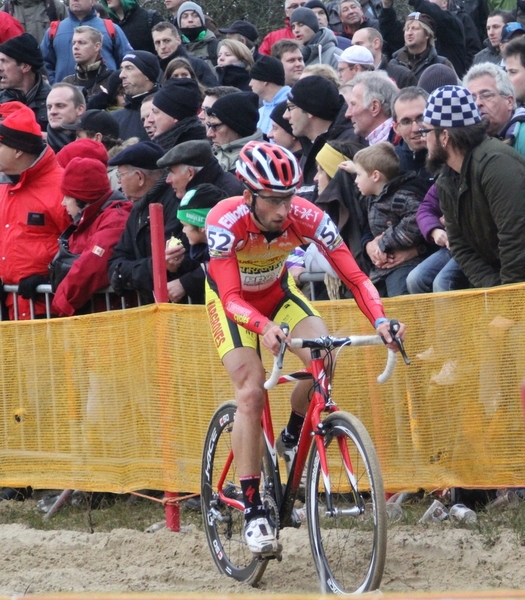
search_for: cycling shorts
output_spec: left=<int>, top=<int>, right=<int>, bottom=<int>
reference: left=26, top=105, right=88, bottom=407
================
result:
left=206, top=273, right=320, bottom=361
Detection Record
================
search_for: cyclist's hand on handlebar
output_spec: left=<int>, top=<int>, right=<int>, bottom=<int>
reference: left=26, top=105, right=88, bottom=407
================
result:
left=376, top=319, right=406, bottom=351
left=262, top=321, right=290, bottom=356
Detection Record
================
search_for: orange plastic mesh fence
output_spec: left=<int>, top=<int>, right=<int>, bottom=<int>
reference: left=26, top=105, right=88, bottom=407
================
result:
left=1, top=283, right=525, bottom=493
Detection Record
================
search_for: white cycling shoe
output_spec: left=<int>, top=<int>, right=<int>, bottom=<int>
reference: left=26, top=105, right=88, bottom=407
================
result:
left=244, top=517, right=281, bottom=556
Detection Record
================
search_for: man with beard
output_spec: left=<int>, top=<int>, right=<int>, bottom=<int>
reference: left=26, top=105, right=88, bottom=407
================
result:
left=421, top=84, right=525, bottom=287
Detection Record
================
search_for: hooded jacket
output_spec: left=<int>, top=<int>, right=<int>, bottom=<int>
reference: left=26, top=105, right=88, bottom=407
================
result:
left=0, top=145, right=70, bottom=319
left=302, top=27, right=342, bottom=69
left=52, top=194, right=132, bottom=316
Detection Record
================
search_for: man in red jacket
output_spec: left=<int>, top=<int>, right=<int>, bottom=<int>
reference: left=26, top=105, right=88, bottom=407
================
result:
left=259, top=0, right=307, bottom=55
left=0, top=104, right=70, bottom=319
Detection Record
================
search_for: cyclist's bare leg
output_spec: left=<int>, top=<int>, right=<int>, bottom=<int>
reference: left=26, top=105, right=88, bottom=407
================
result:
left=289, top=316, right=330, bottom=415
left=222, top=346, right=266, bottom=478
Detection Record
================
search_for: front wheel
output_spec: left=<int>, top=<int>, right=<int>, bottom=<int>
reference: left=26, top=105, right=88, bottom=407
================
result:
left=201, top=401, right=269, bottom=586
left=306, top=411, right=387, bottom=594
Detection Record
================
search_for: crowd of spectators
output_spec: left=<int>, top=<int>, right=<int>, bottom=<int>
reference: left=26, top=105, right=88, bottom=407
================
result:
left=1, top=0, right=525, bottom=500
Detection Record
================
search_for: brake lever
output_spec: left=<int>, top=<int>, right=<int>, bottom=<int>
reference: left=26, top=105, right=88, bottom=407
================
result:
left=389, top=319, right=410, bottom=365
left=277, top=323, right=289, bottom=370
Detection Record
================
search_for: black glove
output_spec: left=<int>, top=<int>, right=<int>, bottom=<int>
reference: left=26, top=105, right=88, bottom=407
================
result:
left=87, top=69, right=122, bottom=110
left=17, top=275, right=49, bottom=300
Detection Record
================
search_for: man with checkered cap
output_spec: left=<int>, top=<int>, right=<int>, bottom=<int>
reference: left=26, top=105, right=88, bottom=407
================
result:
left=422, top=84, right=525, bottom=287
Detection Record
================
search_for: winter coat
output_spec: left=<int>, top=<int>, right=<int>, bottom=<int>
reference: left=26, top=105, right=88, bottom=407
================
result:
left=394, top=138, right=434, bottom=189
left=153, top=116, right=207, bottom=152
left=407, top=0, right=467, bottom=77
left=436, top=137, right=525, bottom=287
left=159, top=45, right=218, bottom=88
left=212, top=129, right=265, bottom=173
left=4, top=0, right=65, bottom=43
left=104, top=2, right=163, bottom=54
left=40, top=8, right=133, bottom=84
left=63, top=62, right=115, bottom=101
left=416, top=183, right=442, bottom=242
left=181, top=29, right=219, bottom=67
left=389, top=45, right=454, bottom=82
left=301, top=27, right=342, bottom=69
left=113, top=88, right=158, bottom=142
left=363, top=172, right=429, bottom=282
left=472, top=39, right=501, bottom=66
left=378, top=55, right=417, bottom=89
left=51, top=194, right=132, bottom=316
left=216, top=63, right=252, bottom=91
left=448, top=0, right=481, bottom=68
left=0, top=11, right=24, bottom=42
left=259, top=19, right=294, bottom=56
left=0, top=145, right=70, bottom=319
left=0, top=72, right=50, bottom=131
left=108, top=176, right=201, bottom=304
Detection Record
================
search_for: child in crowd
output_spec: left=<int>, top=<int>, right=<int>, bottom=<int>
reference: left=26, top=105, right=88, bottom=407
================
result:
left=353, top=142, right=429, bottom=297
left=176, top=183, right=227, bottom=270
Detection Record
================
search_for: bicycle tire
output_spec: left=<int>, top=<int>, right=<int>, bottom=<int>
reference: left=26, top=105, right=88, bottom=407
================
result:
left=201, top=401, right=269, bottom=586
left=306, top=410, right=387, bottom=594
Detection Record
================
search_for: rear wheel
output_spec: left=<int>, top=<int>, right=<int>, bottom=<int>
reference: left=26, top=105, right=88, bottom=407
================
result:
left=306, top=411, right=387, bottom=594
left=201, top=401, right=269, bottom=586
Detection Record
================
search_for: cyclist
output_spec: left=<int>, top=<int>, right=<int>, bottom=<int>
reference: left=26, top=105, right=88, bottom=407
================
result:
left=205, top=140, right=405, bottom=557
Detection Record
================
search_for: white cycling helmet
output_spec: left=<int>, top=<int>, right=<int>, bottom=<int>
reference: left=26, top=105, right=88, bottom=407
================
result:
left=236, top=141, right=302, bottom=194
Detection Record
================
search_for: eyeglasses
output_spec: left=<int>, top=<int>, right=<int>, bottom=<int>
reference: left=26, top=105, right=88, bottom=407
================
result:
left=253, top=192, right=294, bottom=207
left=337, top=64, right=358, bottom=76
left=116, top=169, right=136, bottom=182
left=397, top=115, right=424, bottom=127
left=205, top=121, right=225, bottom=132
left=285, top=103, right=300, bottom=112
left=418, top=127, right=437, bottom=137
left=470, top=90, right=502, bottom=103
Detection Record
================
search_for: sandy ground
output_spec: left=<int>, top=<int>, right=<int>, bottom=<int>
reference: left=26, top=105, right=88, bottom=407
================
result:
left=0, top=515, right=524, bottom=596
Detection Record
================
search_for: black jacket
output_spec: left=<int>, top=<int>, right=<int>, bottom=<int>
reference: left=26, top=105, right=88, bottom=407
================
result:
left=0, top=72, right=50, bottom=131
left=63, top=61, right=115, bottom=100
left=187, top=157, right=245, bottom=198
left=216, top=63, right=252, bottom=91
left=153, top=116, right=207, bottom=152
left=110, top=4, right=163, bottom=54
left=108, top=175, right=202, bottom=304
left=113, top=87, right=158, bottom=141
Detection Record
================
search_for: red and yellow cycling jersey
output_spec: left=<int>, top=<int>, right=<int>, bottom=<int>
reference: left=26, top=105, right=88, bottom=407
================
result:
left=206, top=195, right=385, bottom=335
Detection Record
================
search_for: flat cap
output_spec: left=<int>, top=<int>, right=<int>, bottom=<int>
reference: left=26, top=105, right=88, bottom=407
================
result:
left=157, top=139, right=213, bottom=168
left=108, top=141, right=165, bottom=169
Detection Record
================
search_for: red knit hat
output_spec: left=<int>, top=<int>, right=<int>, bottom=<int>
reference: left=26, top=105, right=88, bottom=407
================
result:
left=0, top=104, right=44, bottom=154
left=56, top=138, right=109, bottom=168
left=61, top=157, right=111, bottom=203
left=0, top=101, right=27, bottom=120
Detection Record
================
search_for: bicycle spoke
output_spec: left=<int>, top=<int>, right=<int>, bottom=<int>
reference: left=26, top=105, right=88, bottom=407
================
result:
left=201, top=402, right=269, bottom=586
left=306, top=411, right=387, bottom=594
